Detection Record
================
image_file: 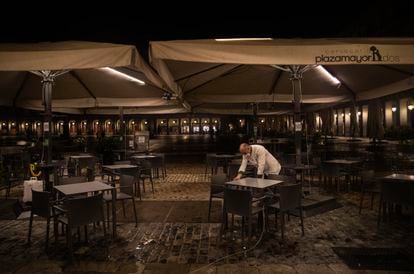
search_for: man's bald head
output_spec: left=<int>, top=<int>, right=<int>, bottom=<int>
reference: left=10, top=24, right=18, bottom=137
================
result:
left=239, top=143, right=251, bottom=154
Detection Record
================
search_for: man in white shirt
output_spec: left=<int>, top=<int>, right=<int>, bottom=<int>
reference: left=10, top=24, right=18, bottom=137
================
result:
left=234, top=143, right=281, bottom=180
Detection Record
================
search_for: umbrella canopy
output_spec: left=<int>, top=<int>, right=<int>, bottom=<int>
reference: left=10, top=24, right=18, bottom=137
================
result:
left=150, top=38, right=414, bottom=114
left=367, top=100, right=385, bottom=140
left=0, top=41, right=188, bottom=114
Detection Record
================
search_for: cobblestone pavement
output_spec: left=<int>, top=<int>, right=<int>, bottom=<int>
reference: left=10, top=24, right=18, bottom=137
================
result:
left=1, top=159, right=413, bottom=273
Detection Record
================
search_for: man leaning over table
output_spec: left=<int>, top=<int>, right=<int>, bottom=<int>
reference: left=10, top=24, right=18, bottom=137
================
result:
left=234, top=143, right=281, bottom=180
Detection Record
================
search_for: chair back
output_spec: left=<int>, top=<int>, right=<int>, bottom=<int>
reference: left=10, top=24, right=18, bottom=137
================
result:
left=227, top=164, right=239, bottom=180
left=381, top=179, right=414, bottom=207
left=58, top=176, right=88, bottom=185
left=211, top=173, right=227, bottom=194
left=31, top=190, right=51, bottom=218
left=120, top=174, right=135, bottom=196
left=320, top=162, right=342, bottom=176
left=224, top=188, right=252, bottom=217
left=266, top=174, right=295, bottom=184
left=114, top=160, right=131, bottom=165
left=206, top=154, right=217, bottom=166
left=66, top=193, right=104, bottom=227
left=120, top=167, right=139, bottom=177
left=139, top=160, right=152, bottom=176
left=278, top=183, right=302, bottom=211
left=149, top=156, right=163, bottom=169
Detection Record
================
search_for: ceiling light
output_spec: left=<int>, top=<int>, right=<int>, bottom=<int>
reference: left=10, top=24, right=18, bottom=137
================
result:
left=408, top=104, right=413, bottom=111
left=392, top=107, right=397, bottom=112
left=102, top=67, right=145, bottom=85
left=316, top=65, right=340, bottom=85
left=357, top=111, right=361, bottom=116
left=215, top=38, right=272, bottom=42
left=144, top=121, right=148, bottom=125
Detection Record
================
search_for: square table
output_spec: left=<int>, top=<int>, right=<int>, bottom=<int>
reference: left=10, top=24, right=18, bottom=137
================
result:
left=324, top=159, right=361, bottom=165
left=225, top=177, right=283, bottom=189
left=54, top=181, right=117, bottom=237
left=69, top=155, right=95, bottom=176
left=102, top=164, right=137, bottom=170
left=384, top=173, right=414, bottom=182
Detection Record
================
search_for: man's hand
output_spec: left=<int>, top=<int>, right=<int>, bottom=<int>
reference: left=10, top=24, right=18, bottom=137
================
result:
left=233, top=174, right=242, bottom=180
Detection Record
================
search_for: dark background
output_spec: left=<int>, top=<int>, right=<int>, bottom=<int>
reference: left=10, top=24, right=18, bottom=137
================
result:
left=0, top=1, right=413, bottom=58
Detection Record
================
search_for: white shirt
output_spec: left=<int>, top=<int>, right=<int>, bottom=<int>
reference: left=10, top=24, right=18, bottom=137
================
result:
left=238, top=145, right=281, bottom=176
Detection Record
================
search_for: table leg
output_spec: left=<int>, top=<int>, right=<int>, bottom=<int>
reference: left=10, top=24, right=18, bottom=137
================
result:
left=111, top=188, right=117, bottom=238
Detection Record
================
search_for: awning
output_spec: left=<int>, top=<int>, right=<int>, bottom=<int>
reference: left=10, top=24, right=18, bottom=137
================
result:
left=0, top=41, right=188, bottom=114
left=149, top=38, right=414, bottom=114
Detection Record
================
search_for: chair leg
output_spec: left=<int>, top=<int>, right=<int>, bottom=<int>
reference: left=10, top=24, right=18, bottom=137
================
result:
left=121, top=200, right=126, bottom=217
left=67, top=226, right=73, bottom=260
left=207, top=195, right=212, bottom=222
left=370, top=193, right=375, bottom=209
left=359, top=191, right=365, bottom=214
left=150, top=177, right=154, bottom=193
left=142, top=179, right=146, bottom=193
left=45, top=218, right=50, bottom=250
left=299, top=209, right=305, bottom=236
left=247, top=217, right=252, bottom=247
left=27, top=212, right=33, bottom=245
left=377, top=198, right=383, bottom=226
left=131, top=198, right=138, bottom=227
left=102, top=217, right=108, bottom=258
left=84, top=225, right=88, bottom=243
left=106, top=202, right=111, bottom=229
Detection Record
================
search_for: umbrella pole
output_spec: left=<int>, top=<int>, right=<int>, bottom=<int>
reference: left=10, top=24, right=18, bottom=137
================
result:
left=31, top=70, right=67, bottom=164
left=290, top=66, right=303, bottom=166
left=119, top=107, right=126, bottom=160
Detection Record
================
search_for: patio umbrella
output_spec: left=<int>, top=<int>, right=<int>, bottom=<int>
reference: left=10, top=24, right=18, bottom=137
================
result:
left=150, top=38, right=414, bottom=165
left=0, top=41, right=187, bottom=163
left=367, top=100, right=385, bottom=141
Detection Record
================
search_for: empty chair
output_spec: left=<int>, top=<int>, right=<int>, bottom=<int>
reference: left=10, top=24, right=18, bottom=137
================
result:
left=205, top=154, right=218, bottom=178
left=378, top=179, right=414, bottom=225
left=320, top=163, right=348, bottom=192
left=104, top=174, right=138, bottom=227
left=208, top=173, right=227, bottom=222
left=28, top=190, right=60, bottom=249
left=267, top=184, right=304, bottom=241
left=358, top=170, right=378, bottom=214
left=138, top=160, right=154, bottom=193
left=57, top=176, right=88, bottom=185
left=224, top=188, right=265, bottom=245
left=119, top=167, right=142, bottom=200
left=150, top=156, right=165, bottom=180
left=54, top=193, right=107, bottom=259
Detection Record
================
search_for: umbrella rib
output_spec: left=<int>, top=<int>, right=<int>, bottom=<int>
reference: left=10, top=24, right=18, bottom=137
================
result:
left=268, top=70, right=283, bottom=95
left=184, top=64, right=245, bottom=96
left=70, top=71, right=97, bottom=99
left=377, top=65, right=414, bottom=77
left=175, top=64, right=226, bottom=82
left=323, top=67, right=356, bottom=100
left=13, top=72, right=30, bottom=107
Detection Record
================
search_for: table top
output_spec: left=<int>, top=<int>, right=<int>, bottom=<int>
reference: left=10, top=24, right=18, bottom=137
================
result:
left=37, top=162, right=61, bottom=168
left=54, top=181, right=113, bottom=196
left=282, top=164, right=318, bottom=170
left=102, top=164, right=137, bottom=170
left=384, top=173, right=414, bottom=181
left=131, top=155, right=158, bottom=159
left=324, top=159, right=361, bottom=165
left=213, top=154, right=237, bottom=158
left=69, top=155, right=94, bottom=159
left=225, top=178, right=283, bottom=189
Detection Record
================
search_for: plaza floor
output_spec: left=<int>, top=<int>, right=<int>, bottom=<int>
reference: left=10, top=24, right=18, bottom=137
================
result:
left=0, top=157, right=413, bottom=273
